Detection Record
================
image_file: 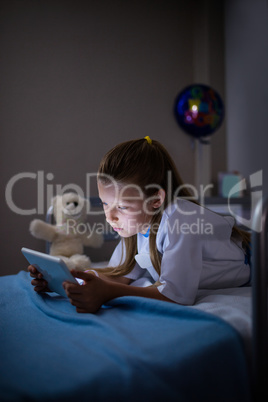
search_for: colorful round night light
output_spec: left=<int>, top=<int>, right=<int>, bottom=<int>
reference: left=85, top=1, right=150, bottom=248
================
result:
left=174, top=84, right=224, bottom=138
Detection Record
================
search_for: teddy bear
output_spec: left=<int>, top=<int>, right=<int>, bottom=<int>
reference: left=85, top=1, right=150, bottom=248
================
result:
left=29, top=192, right=103, bottom=271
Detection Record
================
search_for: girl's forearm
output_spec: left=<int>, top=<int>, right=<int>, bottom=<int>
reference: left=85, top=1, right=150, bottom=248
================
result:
left=107, top=281, right=174, bottom=304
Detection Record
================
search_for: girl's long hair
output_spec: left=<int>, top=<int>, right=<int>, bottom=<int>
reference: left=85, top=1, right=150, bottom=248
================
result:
left=97, top=138, right=250, bottom=277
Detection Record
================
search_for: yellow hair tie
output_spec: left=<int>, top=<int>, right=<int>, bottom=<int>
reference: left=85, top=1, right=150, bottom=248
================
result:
left=144, top=136, right=152, bottom=145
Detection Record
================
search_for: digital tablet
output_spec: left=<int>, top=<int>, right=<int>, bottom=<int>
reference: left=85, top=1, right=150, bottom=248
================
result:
left=21, top=247, right=80, bottom=297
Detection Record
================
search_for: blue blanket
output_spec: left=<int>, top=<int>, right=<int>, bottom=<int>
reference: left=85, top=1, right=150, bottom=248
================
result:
left=0, top=271, right=250, bottom=402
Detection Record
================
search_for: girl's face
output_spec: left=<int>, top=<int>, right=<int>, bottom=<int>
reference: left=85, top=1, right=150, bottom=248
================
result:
left=98, top=181, right=156, bottom=237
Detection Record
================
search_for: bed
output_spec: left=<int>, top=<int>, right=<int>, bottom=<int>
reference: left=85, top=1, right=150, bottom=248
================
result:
left=0, top=198, right=267, bottom=402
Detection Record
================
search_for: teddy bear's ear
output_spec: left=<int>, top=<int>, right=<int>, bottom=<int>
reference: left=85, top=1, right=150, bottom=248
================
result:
left=83, top=197, right=90, bottom=211
left=51, top=195, right=59, bottom=207
left=51, top=195, right=63, bottom=209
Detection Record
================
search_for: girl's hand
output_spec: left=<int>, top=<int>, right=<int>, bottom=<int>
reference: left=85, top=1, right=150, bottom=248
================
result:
left=28, top=265, right=51, bottom=293
left=63, top=270, right=173, bottom=313
left=63, top=270, right=110, bottom=314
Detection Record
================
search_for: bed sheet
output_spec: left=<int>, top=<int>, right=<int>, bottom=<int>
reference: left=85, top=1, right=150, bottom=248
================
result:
left=192, top=287, right=252, bottom=359
left=94, top=262, right=252, bottom=357
left=0, top=271, right=251, bottom=402
left=94, top=262, right=252, bottom=359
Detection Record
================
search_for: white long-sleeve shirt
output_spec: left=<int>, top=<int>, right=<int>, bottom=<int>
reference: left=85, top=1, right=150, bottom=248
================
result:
left=108, top=199, right=250, bottom=305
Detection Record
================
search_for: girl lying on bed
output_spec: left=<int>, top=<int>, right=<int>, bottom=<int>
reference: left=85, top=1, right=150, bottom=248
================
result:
left=28, top=137, right=251, bottom=313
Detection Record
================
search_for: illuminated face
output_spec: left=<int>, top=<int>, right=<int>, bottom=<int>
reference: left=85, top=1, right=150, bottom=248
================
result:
left=98, top=181, right=155, bottom=238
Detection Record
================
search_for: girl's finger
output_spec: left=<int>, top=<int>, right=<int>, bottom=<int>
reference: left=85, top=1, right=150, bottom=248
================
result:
left=34, top=284, right=51, bottom=292
left=67, top=293, right=84, bottom=303
left=34, top=286, right=44, bottom=292
left=28, top=265, right=36, bottom=272
left=69, top=299, right=85, bottom=308
left=28, top=264, right=40, bottom=273
left=70, top=270, right=96, bottom=281
left=34, top=286, right=46, bottom=292
left=63, top=282, right=83, bottom=295
left=29, top=272, right=42, bottom=279
left=31, top=279, right=47, bottom=287
left=76, top=308, right=88, bottom=313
